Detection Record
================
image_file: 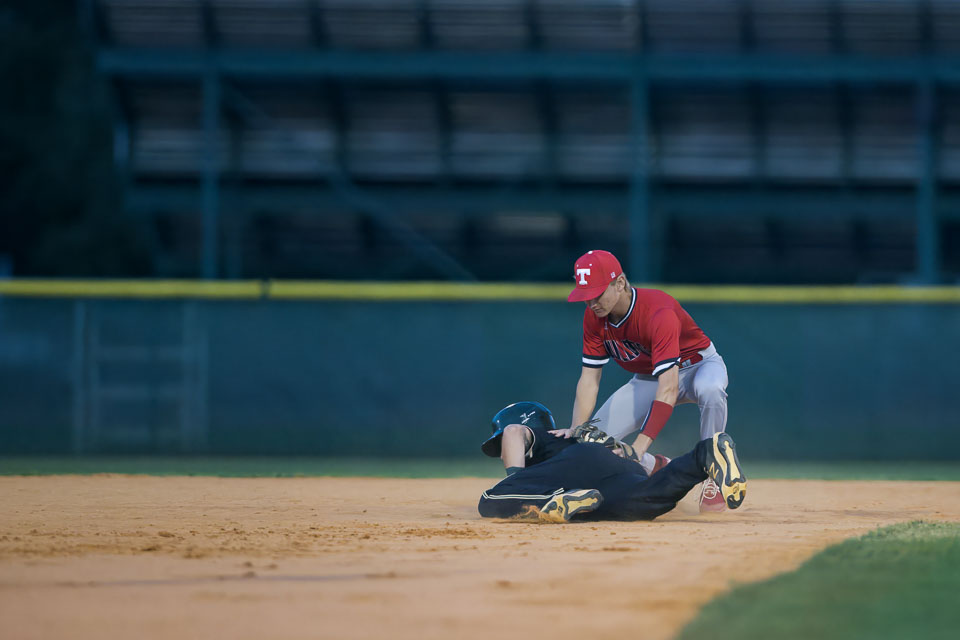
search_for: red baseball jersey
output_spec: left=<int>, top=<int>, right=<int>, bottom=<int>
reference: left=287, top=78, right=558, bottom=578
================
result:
left=581, top=288, right=712, bottom=376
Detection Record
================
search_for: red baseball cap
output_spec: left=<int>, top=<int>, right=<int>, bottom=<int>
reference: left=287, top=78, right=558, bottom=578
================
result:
left=567, top=250, right=623, bottom=302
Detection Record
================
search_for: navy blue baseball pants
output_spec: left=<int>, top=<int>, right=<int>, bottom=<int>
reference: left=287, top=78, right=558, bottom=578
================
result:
left=478, top=441, right=710, bottom=521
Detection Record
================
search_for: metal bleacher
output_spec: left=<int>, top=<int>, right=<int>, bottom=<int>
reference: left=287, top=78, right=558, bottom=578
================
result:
left=87, top=0, right=959, bottom=283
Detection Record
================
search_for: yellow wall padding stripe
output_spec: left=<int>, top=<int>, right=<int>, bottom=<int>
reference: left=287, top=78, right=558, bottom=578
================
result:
left=267, top=281, right=570, bottom=301
left=1, top=280, right=959, bottom=303
left=0, top=280, right=264, bottom=299
left=271, top=282, right=960, bottom=303
left=659, top=285, right=960, bottom=304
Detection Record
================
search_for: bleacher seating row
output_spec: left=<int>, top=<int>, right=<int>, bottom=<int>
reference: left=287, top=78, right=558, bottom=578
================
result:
left=123, top=81, right=957, bottom=183
left=98, top=0, right=960, bottom=54
left=88, top=0, right=960, bottom=281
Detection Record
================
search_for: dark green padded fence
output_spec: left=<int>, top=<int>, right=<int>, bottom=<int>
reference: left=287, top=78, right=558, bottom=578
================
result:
left=0, top=290, right=957, bottom=459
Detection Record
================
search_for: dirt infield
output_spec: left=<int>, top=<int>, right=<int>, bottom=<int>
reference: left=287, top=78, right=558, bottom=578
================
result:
left=1, top=476, right=959, bottom=640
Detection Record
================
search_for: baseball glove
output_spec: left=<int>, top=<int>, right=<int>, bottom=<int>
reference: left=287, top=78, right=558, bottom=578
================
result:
left=571, top=419, right=640, bottom=462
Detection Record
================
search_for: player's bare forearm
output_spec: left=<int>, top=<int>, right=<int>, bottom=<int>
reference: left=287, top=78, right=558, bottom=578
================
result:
left=500, top=425, right=530, bottom=470
left=655, top=366, right=679, bottom=405
left=571, top=366, right=602, bottom=427
left=628, top=433, right=654, bottom=457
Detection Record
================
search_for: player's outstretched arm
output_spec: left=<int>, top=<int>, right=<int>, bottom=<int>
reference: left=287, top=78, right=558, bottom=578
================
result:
left=571, top=365, right=602, bottom=428
left=500, top=424, right=532, bottom=473
left=655, top=365, right=679, bottom=406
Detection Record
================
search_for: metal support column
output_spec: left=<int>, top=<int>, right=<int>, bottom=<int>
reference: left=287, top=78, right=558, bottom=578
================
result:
left=181, top=302, right=208, bottom=452
left=201, top=69, right=221, bottom=279
left=71, top=301, right=87, bottom=454
left=916, top=79, right=940, bottom=284
left=628, top=66, right=653, bottom=282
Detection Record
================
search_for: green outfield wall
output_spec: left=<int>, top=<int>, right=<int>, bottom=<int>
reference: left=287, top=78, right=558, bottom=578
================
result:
left=0, top=281, right=957, bottom=459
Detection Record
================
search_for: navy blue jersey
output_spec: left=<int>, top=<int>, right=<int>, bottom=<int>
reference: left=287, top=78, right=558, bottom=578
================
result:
left=526, top=423, right=577, bottom=466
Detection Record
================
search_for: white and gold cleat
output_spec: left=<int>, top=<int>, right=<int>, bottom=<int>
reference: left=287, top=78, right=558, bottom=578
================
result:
left=706, top=433, right=747, bottom=509
left=539, top=489, right=603, bottom=523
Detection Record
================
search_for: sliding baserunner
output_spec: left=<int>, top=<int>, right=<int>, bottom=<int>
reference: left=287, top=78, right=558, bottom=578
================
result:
left=477, top=401, right=745, bottom=522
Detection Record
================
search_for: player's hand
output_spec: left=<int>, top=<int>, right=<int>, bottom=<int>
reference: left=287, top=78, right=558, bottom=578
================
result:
left=548, top=428, right=575, bottom=439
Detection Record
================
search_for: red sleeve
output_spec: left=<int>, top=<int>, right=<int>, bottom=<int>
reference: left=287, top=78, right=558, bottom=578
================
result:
left=581, top=309, right=609, bottom=368
left=649, top=309, right=681, bottom=377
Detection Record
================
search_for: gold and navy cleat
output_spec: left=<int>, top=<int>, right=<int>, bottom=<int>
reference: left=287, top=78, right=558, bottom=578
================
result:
left=539, top=489, right=603, bottom=523
left=707, top=433, right=747, bottom=509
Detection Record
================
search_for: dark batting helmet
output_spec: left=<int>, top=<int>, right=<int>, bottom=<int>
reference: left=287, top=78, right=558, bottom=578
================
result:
left=480, top=401, right=556, bottom=457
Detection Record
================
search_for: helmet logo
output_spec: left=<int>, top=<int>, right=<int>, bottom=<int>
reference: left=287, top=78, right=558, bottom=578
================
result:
left=520, top=412, right=534, bottom=424
left=576, top=268, right=591, bottom=285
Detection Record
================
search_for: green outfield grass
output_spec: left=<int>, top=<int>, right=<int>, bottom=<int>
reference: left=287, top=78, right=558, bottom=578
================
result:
left=0, top=457, right=959, bottom=479
left=678, top=521, right=960, bottom=640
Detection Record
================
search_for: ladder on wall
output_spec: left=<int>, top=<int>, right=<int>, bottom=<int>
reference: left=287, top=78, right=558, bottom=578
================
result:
left=73, top=300, right=208, bottom=453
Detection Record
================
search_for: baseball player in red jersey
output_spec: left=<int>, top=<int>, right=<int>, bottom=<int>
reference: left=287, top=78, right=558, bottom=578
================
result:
left=554, top=249, right=730, bottom=512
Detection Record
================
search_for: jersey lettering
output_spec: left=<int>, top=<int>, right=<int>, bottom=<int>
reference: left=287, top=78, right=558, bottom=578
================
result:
left=603, top=338, right=650, bottom=363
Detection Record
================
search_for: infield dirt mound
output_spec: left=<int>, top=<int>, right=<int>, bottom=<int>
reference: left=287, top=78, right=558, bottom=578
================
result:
left=1, top=476, right=959, bottom=640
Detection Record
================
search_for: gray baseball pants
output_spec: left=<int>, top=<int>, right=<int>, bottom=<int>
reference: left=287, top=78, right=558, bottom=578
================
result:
left=592, top=343, right=728, bottom=471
